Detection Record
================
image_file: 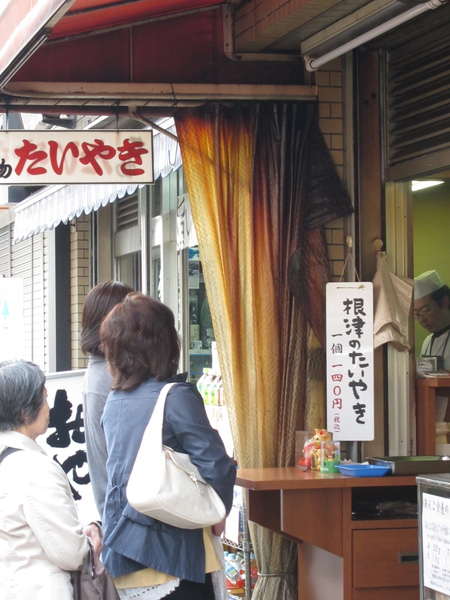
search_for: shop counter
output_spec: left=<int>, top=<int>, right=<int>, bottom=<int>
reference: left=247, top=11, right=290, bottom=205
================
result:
left=236, top=467, right=419, bottom=600
left=416, top=376, right=450, bottom=455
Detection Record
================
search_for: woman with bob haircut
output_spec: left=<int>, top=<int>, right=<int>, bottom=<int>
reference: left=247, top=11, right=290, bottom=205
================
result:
left=0, top=359, right=102, bottom=600
left=81, top=280, right=133, bottom=517
left=100, top=292, right=236, bottom=600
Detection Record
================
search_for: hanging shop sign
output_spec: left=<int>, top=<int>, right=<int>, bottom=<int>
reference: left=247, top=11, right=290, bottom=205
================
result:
left=326, top=282, right=374, bottom=441
left=0, top=130, right=154, bottom=185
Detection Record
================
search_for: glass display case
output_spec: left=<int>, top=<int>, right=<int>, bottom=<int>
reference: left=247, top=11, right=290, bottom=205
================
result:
left=187, top=246, right=214, bottom=383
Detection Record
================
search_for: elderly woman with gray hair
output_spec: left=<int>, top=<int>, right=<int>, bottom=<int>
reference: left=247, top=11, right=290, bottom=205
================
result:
left=0, top=359, right=102, bottom=600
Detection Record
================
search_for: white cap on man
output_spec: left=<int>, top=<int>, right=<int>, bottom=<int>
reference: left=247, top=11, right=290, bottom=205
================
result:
left=414, top=270, right=444, bottom=299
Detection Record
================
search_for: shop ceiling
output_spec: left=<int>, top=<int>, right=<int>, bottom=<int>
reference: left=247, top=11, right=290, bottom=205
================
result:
left=0, top=0, right=449, bottom=117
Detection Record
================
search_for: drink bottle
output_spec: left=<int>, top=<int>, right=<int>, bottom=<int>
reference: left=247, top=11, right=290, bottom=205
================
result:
left=196, top=368, right=209, bottom=401
left=203, top=370, right=216, bottom=405
left=250, top=552, right=258, bottom=588
left=225, top=553, right=240, bottom=585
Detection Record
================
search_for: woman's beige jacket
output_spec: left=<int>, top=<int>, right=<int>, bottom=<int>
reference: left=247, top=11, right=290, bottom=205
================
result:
left=0, top=430, right=89, bottom=600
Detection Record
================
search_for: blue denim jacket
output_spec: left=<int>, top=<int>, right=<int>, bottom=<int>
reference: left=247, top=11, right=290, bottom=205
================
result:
left=101, top=377, right=236, bottom=583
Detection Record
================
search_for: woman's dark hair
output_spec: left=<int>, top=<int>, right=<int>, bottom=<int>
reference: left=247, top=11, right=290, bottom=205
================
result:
left=0, top=360, right=46, bottom=432
left=100, top=292, right=180, bottom=390
left=431, top=285, right=450, bottom=308
left=81, top=281, right=133, bottom=356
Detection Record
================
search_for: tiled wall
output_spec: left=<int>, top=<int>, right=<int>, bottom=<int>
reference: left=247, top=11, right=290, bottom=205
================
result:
left=234, top=0, right=321, bottom=52
left=316, top=57, right=350, bottom=283
left=70, top=215, right=90, bottom=369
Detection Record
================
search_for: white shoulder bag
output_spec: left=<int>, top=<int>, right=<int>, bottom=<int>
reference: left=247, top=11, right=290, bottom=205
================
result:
left=126, top=382, right=226, bottom=529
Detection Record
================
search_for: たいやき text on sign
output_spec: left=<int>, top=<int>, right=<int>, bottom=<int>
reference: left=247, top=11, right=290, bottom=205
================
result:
left=0, top=130, right=154, bottom=185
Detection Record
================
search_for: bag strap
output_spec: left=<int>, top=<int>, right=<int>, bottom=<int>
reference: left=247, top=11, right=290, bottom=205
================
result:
left=82, top=542, right=107, bottom=577
left=0, top=447, right=21, bottom=464
left=144, top=382, right=178, bottom=453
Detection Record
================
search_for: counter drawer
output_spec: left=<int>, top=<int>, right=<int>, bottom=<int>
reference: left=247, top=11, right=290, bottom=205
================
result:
left=353, top=528, right=419, bottom=589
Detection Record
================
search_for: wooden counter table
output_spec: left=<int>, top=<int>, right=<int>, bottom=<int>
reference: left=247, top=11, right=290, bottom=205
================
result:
left=236, top=467, right=419, bottom=600
left=416, top=376, right=450, bottom=455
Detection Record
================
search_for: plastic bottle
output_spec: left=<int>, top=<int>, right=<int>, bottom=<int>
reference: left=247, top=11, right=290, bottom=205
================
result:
left=223, top=550, right=229, bottom=569
left=216, top=377, right=224, bottom=406
left=196, top=367, right=209, bottom=401
left=189, top=299, right=200, bottom=349
left=209, top=375, right=221, bottom=406
left=200, top=296, right=214, bottom=349
left=189, top=300, right=198, bottom=325
left=235, top=552, right=245, bottom=582
left=234, top=554, right=245, bottom=590
left=203, top=370, right=216, bottom=406
left=250, top=552, right=258, bottom=589
left=225, top=553, right=242, bottom=587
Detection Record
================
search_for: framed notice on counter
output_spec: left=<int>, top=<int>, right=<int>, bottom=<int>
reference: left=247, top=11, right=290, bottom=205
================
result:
left=326, top=282, right=374, bottom=441
left=422, top=492, right=450, bottom=596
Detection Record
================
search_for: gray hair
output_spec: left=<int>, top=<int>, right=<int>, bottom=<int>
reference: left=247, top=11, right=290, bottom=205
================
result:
left=0, top=360, right=46, bottom=432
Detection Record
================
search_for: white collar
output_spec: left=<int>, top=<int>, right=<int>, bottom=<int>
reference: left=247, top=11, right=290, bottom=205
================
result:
left=0, top=430, right=47, bottom=455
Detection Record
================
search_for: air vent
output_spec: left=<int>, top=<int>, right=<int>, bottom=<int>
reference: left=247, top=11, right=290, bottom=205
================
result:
left=116, top=193, right=139, bottom=231
left=386, top=24, right=450, bottom=166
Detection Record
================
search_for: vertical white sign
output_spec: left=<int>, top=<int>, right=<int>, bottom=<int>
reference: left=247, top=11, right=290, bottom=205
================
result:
left=0, top=278, right=23, bottom=361
left=422, top=492, right=450, bottom=595
left=326, top=282, right=374, bottom=441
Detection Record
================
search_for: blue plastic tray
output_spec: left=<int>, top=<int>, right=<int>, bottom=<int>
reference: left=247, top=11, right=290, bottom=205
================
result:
left=336, top=464, right=391, bottom=477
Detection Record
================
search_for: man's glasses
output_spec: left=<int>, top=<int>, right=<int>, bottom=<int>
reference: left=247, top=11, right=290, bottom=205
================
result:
left=414, top=304, right=435, bottom=320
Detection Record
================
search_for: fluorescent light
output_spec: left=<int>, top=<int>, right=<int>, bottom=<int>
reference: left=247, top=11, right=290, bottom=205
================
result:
left=304, top=0, right=446, bottom=71
left=411, top=180, right=444, bottom=191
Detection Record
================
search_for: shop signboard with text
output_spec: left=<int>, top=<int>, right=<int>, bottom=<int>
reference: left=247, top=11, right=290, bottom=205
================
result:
left=326, top=282, right=374, bottom=441
left=38, top=369, right=98, bottom=523
left=0, top=130, right=153, bottom=184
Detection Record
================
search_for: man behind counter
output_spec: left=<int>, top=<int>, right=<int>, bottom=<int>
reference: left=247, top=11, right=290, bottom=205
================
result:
left=414, top=269, right=450, bottom=370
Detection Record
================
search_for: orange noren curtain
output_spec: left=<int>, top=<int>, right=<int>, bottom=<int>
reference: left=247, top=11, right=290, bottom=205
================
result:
left=174, top=101, right=353, bottom=600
